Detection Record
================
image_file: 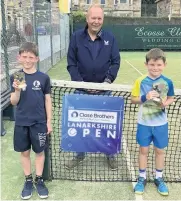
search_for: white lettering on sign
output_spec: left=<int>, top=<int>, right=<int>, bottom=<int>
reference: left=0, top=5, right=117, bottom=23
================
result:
left=135, top=27, right=181, bottom=38
left=67, top=127, right=117, bottom=139
left=167, top=27, right=181, bottom=37
left=135, top=27, right=165, bottom=37
left=68, top=110, right=117, bottom=124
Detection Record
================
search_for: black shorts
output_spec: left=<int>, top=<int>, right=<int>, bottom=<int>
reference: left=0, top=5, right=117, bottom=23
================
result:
left=14, top=123, right=48, bottom=153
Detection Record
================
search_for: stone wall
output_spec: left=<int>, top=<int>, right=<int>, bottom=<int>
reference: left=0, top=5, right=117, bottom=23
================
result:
left=72, top=0, right=141, bottom=17
left=156, top=0, right=181, bottom=17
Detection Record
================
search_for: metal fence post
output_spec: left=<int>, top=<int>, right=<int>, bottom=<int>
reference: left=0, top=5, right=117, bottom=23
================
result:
left=42, top=135, right=51, bottom=181
left=33, top=0, right=39, bottom=70
left=1, top=0, right=10, bottom=88
left=49, top=3, right=53, bottom=66
left=59, top=12, right=62, bottom=59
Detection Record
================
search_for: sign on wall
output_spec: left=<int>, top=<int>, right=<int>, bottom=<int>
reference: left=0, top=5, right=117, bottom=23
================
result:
left=112, top=25, right=181, bottom=50
left=74, top=24, right=181, bottom=50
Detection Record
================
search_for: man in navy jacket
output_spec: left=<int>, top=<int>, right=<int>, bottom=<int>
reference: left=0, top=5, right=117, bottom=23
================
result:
left=66, top=4, right=120, bottom=170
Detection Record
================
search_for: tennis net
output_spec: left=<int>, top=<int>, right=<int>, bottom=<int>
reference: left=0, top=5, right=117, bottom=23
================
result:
left=49, top=80, right=181, bottom=182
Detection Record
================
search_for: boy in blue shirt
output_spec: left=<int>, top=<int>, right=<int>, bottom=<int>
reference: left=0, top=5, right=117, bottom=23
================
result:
left=10, top=42, right=52, bottom=199
left=131, top=48, right=175, bottom=196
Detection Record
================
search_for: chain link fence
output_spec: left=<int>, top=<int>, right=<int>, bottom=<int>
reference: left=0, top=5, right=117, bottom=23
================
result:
left=1, top=0, right=69, bottom=92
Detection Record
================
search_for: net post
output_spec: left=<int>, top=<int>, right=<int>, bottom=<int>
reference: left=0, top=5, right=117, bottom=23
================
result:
left=42, top=135, right=51, bottom=181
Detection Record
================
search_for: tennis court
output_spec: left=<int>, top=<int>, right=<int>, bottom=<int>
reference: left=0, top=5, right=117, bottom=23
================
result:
left=1, top=52, right=181, bottom=200
left=48, top=52, right=181, bottom=87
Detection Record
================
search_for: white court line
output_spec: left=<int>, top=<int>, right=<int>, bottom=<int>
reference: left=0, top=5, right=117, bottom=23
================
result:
left=124, top=60, right=143, bottom=200
left=122, top=136, right=143, bottom=201
left=125, top=60, right=143, bottom=76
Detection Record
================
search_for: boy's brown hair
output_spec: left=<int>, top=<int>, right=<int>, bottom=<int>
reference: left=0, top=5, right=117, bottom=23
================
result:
left=19, top=42, right=38, bottom=56
left=146, top=48, right=166, bottom=63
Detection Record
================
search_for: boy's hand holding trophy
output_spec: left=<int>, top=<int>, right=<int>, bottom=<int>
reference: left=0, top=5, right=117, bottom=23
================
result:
left=13, top=72, right=27, bottom=91
left=152, top=84, right=167, bottom=109
left=146, top=84, right=166, bottom=109
left=152, top=85, right=162, bottom=106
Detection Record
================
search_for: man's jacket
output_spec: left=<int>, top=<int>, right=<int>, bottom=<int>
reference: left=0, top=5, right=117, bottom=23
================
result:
left=67, top=28, right=120, bottom=83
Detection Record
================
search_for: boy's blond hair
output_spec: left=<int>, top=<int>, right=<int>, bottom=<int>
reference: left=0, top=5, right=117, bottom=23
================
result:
left=146, top=48, right=166, bottom=63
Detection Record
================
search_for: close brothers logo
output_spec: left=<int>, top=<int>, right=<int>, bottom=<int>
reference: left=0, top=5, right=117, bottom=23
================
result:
left=71, top=111, right=79, bottom=118
left=68, top=109, right=117, bottom=124
left=67, top=110, right=118, bottom=139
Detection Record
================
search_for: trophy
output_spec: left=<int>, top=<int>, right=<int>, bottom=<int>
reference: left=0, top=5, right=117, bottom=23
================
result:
left=14, top=71, right=27, bottom=91
left=152, top=84, right=163, bottom=106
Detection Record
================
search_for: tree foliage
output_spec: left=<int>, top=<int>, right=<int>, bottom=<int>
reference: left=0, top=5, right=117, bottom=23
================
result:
left=72, top=11, right=85, bottom=23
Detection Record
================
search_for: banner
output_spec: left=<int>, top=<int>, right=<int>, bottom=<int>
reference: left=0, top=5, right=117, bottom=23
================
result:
left=61, top=94, right=124, bottom=154
left=59, top=0, right=71, bottom=14
left=74, top=24, right=181, bottom=50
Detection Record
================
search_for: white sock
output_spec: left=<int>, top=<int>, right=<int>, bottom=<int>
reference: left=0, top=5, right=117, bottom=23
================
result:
left=139, top=169, right=146, bottom=179
left=156, top=169, right=163, bottom=179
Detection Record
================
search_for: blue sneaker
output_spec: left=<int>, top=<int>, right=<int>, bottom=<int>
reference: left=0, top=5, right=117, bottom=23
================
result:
left=21, top=179, right=33, bottom=200
left=134, top=177, right=147, bottom=195
left=35, top=178, right=48, bottom=199
left=154, top=177, right=169, bottom=196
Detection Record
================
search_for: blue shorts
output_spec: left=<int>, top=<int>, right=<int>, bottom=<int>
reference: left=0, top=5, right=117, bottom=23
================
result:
left=14, top=123, right=48, bottom=153
left=136, top=123, right=168, bottom=149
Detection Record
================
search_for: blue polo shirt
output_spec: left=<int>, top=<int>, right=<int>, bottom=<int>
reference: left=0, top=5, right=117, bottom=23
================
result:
left=87, top=32, right=101, bottom=60
left=131, top=74, right=174, bottom=126
left=67, top=28, right=120, bottom=83
left=10, top=70, right=51, bottom=126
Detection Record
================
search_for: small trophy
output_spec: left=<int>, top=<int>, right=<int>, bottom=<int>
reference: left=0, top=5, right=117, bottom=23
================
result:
left=152, top=84, right=162, bottom=106
left=14, top=72, right=27, bottom=91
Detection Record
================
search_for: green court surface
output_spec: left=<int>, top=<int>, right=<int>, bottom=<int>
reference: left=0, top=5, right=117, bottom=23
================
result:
left=48, top=52, right=181, bottom=88
left=1, top=121, right=181, bottom=200
left=1, top=52, right=181, bottom=200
